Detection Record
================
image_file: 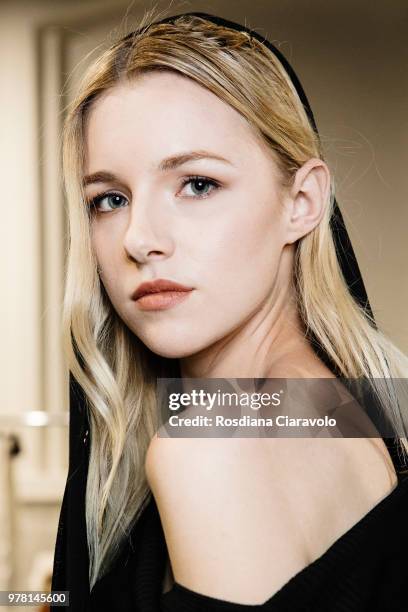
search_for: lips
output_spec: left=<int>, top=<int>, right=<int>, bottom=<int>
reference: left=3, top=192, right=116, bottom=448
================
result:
left=132, top=278, right=194, bottom=301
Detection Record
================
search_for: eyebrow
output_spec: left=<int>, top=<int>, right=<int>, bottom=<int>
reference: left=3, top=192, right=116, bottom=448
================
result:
left=82, top=150, right=234, bottom=187
left=158, top=150, right=234, bottom=172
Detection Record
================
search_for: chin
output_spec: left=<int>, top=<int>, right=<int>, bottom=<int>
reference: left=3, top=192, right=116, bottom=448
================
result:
left=149, top=347, right=190, bottom=359
left=140, top=341, right=196, bottom=360
left=136, top=328, right=209, bottom=360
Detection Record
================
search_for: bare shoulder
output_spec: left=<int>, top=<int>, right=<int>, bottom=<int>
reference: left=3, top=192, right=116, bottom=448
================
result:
left=342, top=436, right=398, bottom=494
left=144, top=434, right=251, bottom=506
left=144, top=431, right=399, bottom=605
left=144, top=435, right=314, bottom=604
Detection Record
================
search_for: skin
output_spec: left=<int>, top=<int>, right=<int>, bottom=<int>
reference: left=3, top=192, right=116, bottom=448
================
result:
left=84, top=72, right=397, bottom=604
left=84, top=71, right=332, bottom=380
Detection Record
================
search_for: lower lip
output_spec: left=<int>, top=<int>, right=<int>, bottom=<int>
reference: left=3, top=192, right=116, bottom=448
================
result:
left=135, top=290, right=193, bottom=311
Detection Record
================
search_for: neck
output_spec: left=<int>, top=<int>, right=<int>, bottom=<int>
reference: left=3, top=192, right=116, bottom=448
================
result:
left=179, top=273, right=315, bottom=381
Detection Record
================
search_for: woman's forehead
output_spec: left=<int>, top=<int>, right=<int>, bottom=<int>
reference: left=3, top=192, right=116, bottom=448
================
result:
left=83, top=73, right=271, bottom=177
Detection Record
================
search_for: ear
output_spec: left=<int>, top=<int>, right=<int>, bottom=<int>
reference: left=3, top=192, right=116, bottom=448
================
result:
left=284, top=158, right=331, bottom=245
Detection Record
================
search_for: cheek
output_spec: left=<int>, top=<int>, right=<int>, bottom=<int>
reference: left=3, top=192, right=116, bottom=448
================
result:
left=198, top=200, right=284, bottom=296
left=91, top=222, right=123, bottom=300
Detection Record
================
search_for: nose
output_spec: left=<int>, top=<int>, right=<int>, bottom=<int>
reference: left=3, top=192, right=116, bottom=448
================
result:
left=123, top=193, right=174, bottom=264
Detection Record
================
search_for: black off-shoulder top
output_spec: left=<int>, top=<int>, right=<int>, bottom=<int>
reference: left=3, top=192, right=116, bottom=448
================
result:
left=88, top=437, right=408, bottom=612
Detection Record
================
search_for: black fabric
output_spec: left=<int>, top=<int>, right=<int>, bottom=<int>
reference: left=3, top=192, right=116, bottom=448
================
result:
left=51, top=375, right=90, bottom=611
left=50, top=10, right=402, bottom=612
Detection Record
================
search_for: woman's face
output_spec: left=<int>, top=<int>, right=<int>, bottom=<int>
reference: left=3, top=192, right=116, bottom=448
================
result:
left=84, top=72, right=293, bottom=358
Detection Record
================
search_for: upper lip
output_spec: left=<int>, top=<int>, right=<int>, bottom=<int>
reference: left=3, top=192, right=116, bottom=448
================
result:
left=132, top=278, right=194, bottom=301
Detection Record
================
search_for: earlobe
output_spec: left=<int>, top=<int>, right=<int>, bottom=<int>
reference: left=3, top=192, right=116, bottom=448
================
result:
left=285, top=158, right=330, bottom=244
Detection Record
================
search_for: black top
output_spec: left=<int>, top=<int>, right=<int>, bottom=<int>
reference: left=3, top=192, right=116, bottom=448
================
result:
left=80, top=444, right=408, bottom=612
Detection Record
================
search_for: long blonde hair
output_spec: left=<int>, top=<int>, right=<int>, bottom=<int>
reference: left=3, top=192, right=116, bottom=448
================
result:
left=61, top=9, right=408, bottom=589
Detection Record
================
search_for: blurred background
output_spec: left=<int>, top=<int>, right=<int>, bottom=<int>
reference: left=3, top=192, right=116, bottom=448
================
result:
left=0, top=0, right=407, bottom=609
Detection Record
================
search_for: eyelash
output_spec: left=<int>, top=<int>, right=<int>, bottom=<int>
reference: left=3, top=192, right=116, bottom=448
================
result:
left=86, top=175, right=221, bottom=213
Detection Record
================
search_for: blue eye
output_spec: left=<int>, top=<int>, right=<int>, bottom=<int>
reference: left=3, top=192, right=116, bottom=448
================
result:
left=87, top=192, right=128, bottom=213
left=87, top=175, right=221, bottom=214
left=179, top=176, right=220, bottom=199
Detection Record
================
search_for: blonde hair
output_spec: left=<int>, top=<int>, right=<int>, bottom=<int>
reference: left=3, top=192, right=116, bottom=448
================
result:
left=61, top=9, right=408, bottom=589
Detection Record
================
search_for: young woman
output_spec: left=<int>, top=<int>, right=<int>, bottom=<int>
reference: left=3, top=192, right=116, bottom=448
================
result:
left=51, top=10, right=408, bottom=611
